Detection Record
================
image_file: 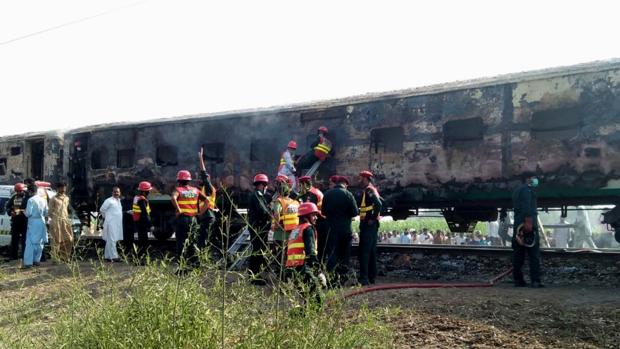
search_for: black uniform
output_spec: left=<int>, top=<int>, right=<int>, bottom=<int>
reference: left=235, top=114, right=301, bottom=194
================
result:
left=321, top=184, right=359, bottom=284
left=247, top=188, right=272, bottom=278
left=121, top=195, right=135, bottom=253
left=197, top=170, right=215, bottom=252
left=511, top=183, right=541, bottom=286
left=358, top=185, right=382, bottom=285
left=5, top=193, right=29, bottom=260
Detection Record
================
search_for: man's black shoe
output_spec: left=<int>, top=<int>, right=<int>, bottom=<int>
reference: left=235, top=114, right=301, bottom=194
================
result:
left=530, top=281, right=545, bottom=288
left=250, top=279, right=267, bottom=286
left=514, top=281, right=527, bottom=287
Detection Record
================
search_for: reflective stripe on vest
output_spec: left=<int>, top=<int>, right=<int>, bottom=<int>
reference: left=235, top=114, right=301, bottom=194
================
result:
left=200, top=185, right=217, bottom=210
left=359, top=184, right=379, bottom=220
left=132, top=195, right=151, bottom=222
left=309, top=187, right=324, bottom=210
left=274, top=197, right=299, bottom=232
left=176, top=186, right=200, bottom=217
left=313, top=136, right=332, bottom=161
left=286, top=222, right=315, bottom=268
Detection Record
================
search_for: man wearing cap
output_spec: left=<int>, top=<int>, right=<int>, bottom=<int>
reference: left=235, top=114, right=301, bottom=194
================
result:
left=321, top=175, right=359, bottom=285
left=172, top=170, right=208, bottom=267
left=5, top=183, right=30, bottom=261
left=271, top=175, right=299, bottom=268
left=247, top=173, right=272, bottom=284
left=358, top=171, right=383, bottom=285
left=278, top=140, right=298, bottom=190
left=298, top=176, right=327, bottom=262
left=296, top=126, right=334, bottom=176
left=285, top=202, right=326, bottom=305
left=132, top=181, right=153, bottom=257
left=511, top=171, right=543, bottom=288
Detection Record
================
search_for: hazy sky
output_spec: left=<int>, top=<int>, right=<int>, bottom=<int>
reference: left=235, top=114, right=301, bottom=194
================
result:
left=1, top=0, right=619, bottom=136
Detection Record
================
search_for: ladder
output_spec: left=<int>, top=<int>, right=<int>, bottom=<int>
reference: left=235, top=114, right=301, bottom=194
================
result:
left=304, top=160, right=322, bottom=177
left=225, top=227, right=252, bottom=270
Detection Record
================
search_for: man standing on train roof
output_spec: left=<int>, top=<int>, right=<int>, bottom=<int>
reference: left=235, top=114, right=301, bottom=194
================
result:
left=296, top=126, right=334, bottom=176
left=132, top=181, right=153, bottom=258
left=511, top=171, right=543, bottom=288
left=247, top=173, right=272, bottom=285
left=278, top=140, right=298, bottom=191
left=357, top=170, right=383, bottom=285
left=270, top=175, right=300, bottom=269
left=197, top=147, right=217, bottom=258
left=172, top=170, right=208, bottom=268
left=298, top=175, right=327, bottom=263
left=321, top=175, right=359, bottom=286
left=285, top=202, right=326, bottom=305
left=5, top=183, right=30, bottom=262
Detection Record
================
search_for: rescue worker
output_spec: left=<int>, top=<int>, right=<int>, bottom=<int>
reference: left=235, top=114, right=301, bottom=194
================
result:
left=511, top=171, right=543, bottom=288
left=247, top=173, right=272, bottom=285
left=171, top=170, right=208, bottom=266
left=298, top=176, right=327, bottom=263
left=48, top=182, right=74, bottom=262
left=277, top=140, right=298, bottom=191
left=357, top=170, right=383, bottom=285
left=285, top=202, right=326, bottom=305
left=572, top=206, right=597, bottom=248
left=23, top=187, right=48, bottom=268
left=321, top=175, right=359, bottom=286
left=5, top=183, right=29, bottom=261
left=296, top=126, right=334, bottom=175
left=270, top=175, right=299, bottom=268
left=197, top=148, right=217, bottom=256
left=132, top=181, right=153, bottom=257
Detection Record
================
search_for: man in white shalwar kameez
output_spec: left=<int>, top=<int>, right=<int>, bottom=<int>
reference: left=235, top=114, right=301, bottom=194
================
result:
left=100, top=187, right=124, bottom=261
left=23, top=188, right=49, bottom=268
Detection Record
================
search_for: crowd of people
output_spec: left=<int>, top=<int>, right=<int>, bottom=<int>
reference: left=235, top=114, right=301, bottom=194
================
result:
left=361, top=228, right=497, bottom=246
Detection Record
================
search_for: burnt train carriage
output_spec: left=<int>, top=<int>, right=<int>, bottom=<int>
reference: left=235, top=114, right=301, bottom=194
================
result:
left=1, top=60, right=620, bottom=238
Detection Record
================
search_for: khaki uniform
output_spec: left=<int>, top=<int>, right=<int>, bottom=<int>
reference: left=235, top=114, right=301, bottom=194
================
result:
left=48, top=193, right=74, bottom=261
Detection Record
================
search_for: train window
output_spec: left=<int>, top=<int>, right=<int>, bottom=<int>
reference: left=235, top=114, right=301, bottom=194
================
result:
left=371, top=127, right=404, bottom=153
left=443, top=117, right=484, bottom=144
left=250, top=140, right=270, bottom=162
left=531, top=107, right=581, bottom=139
left=0, top=158, right=6, bottom=175
left=10, top=146, right=21, bottom=156
left=156, top=145, right=178, bottom=166
left=117, top=149, right=135, bottom=168
left=202, top=143, right=224, bottom=164
left=91, top=149, right=106, bottom=169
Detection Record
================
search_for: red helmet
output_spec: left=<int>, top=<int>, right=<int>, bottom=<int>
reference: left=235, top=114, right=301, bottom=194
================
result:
left=359, top=170, right=374, bottom=178
left=329, top=175, right=340, bottom=183
left=298, top=202, right=320, bottom=217
left=14, top=183, right=25, bottom=192
left=35, top=181, right=51, bottom=188
left=138, top=181, right=152, bottom=191
left=298, top=176, right=311, bottom=183
left=338, top=176, right=350, bottom=185
left=276, top=174, right=289, bottom=183
left=287, top=140, right=297, bottom=150
left=318, top=126, right=329, bottom=133
left=253, top=173, right=269, bottom=184
left=177, top=170, right=192, bottom=181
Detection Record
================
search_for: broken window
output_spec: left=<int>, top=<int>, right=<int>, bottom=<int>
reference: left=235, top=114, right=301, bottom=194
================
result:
left=0, top=158, right=6, bottom=176
left=443, top=117, right=484, bottom=144
left=10, top=146, right=21, bottom=156
left=91, top=148, right=107, bottom=170
left=202, top=143, right=225, bottom=164
left=117, top=149, right=135, bottom=168
left=531, top=107, right=581, bottom=140
left=156, top=145, right=178, bottom=166
left=371, top=127, right=404, bottom=153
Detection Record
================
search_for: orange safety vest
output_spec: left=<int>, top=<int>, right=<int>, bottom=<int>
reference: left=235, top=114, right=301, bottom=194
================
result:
left=286, top=222, right=316, bottom=268
left=176, top=186, right=200, bottom=217
left=132, top=195, right=151, bottom=222
left=308, top=187, right=324, bottom=210
left=273, top=197, right=299, bottom=232
left=313, top=135, right=332, bottom=161
left=200, top=184, right=217, bottom=211
left=359, top=184, right=380, bottom=220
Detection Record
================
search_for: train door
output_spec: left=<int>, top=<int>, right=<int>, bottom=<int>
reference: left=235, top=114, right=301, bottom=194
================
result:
left=27, top=139, right=44, bottom=180
left=369, top=126, right=404, bottom=172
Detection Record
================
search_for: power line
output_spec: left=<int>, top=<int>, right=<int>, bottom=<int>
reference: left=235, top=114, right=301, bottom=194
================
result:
left=0, top=0, right=149, bottom=47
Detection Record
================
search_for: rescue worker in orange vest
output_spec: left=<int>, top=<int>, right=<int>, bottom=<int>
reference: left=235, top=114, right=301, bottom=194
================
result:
left=171, top=170, right=208, bottom=266
left=270, top=175, right=300, bottom=267
left=357, top=170, right=383, bottom=285
left=197, top=147, right=217, bottom=257
left=285, top=202, right=326, bottom=305
left=298, top=176, right=327, bottom=263
left=277, top=140, right=298, bottom=191
left=132, top=181, right=153, bottom=256
left=296, top=126, right=334, bottom=176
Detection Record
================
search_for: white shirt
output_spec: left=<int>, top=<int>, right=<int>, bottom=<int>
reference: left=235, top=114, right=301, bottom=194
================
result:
left=487, top=221, right=499, bottom=238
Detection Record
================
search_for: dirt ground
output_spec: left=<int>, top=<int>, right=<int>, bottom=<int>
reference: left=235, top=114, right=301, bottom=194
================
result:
left=1, top=260, right=619, bottom=349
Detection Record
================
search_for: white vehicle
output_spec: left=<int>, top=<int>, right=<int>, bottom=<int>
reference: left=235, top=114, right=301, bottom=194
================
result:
left=0, top=185, right=15, bottom=246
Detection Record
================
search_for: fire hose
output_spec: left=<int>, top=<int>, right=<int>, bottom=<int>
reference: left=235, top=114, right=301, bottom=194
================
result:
left=335, top=267, right=513, bottom=301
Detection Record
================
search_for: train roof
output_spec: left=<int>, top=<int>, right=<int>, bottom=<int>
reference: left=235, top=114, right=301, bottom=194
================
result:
left=3, top=58, right=620, bottom=138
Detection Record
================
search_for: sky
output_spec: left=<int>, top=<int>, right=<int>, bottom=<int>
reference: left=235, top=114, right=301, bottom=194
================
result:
left=1, top=0, right=619, bottom=136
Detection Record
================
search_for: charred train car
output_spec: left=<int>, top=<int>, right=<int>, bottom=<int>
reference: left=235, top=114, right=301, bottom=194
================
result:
left=1, top=60, right=620, bottom=237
